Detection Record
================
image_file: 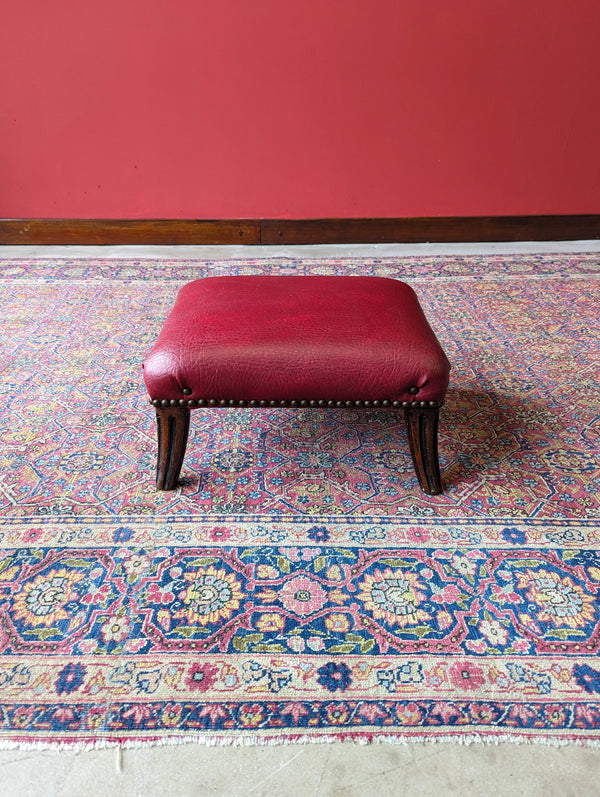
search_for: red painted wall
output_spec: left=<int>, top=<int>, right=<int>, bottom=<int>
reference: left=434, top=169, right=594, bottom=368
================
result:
left=2, top=0, right=599, bottom=219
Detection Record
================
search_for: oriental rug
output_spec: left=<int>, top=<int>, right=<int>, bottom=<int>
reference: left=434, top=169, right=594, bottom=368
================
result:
left=0, top=254, right=599, bottom=748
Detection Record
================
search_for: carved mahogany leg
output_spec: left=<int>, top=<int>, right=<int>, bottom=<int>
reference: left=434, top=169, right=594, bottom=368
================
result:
left=405, top=405, right=443, bottom=495
left=155, top=404, right=190, bottom=490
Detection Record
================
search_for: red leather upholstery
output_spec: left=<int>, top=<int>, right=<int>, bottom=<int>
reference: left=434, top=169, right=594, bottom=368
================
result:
left=143, top=276, right=450, bottom=403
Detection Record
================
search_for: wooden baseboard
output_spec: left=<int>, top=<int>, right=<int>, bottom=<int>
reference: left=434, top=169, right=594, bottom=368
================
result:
left=261, top=216, right=600, bottom=244
left=0, top=219, right=260, bottom=246
left=1, top=215, right=599, bottom=246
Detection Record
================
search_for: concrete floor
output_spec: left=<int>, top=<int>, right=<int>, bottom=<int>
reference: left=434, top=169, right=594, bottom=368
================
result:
left=1, top=241, right=599, bottom=797
left=2, top=739, right=600, bottom=797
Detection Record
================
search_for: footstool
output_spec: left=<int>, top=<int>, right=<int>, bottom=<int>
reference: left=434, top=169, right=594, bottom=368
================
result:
left=143, top=276, right=451, bottom=495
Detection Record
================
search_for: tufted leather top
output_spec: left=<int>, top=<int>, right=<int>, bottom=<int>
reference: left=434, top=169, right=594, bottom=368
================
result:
left=143, top=275, right=450, bottom=404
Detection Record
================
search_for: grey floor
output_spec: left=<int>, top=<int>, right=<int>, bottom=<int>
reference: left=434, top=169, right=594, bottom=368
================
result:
left=1, top=241, right=599, bottom=797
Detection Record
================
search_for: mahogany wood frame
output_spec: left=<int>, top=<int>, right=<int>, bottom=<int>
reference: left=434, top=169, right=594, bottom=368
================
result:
left=154, top=402, right=443, bottom=496
left=1, top=215, right=599, bottom=245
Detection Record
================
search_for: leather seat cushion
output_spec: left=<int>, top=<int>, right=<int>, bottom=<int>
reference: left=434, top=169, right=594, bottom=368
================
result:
left=143, top=275, right=450, bottom=403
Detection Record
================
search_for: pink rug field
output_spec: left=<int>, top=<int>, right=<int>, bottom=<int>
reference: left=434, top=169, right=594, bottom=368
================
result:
left=0, top=254, right=599, bottom=747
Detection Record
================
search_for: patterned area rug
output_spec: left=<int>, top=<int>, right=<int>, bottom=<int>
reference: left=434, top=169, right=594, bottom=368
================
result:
left=1, top=254, right=599, bottom=747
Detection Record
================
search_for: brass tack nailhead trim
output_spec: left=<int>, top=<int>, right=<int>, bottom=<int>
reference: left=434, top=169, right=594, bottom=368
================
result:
left=151, top=397, right=442, bottom=409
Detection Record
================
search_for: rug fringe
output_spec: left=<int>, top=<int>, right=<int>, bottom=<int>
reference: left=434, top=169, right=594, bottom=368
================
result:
left=1, top=731, right=599, bottom=753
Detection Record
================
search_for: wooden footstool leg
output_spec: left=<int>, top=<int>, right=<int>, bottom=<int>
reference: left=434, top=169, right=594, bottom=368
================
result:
left=155, top=404, right=190, bottom=490
left=405, top=405, right=443, bottom=496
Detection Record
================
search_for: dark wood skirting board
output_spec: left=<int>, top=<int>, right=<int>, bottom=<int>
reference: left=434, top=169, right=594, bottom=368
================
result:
left=1, top=216, right=599, bottom=245
left=0, top=219, right=261, bottom=246
left=261, top=216, right=600, bottom=244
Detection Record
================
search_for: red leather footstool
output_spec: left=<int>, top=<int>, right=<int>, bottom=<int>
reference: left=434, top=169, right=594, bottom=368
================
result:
left=143, top=276, right=451, bottom=495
